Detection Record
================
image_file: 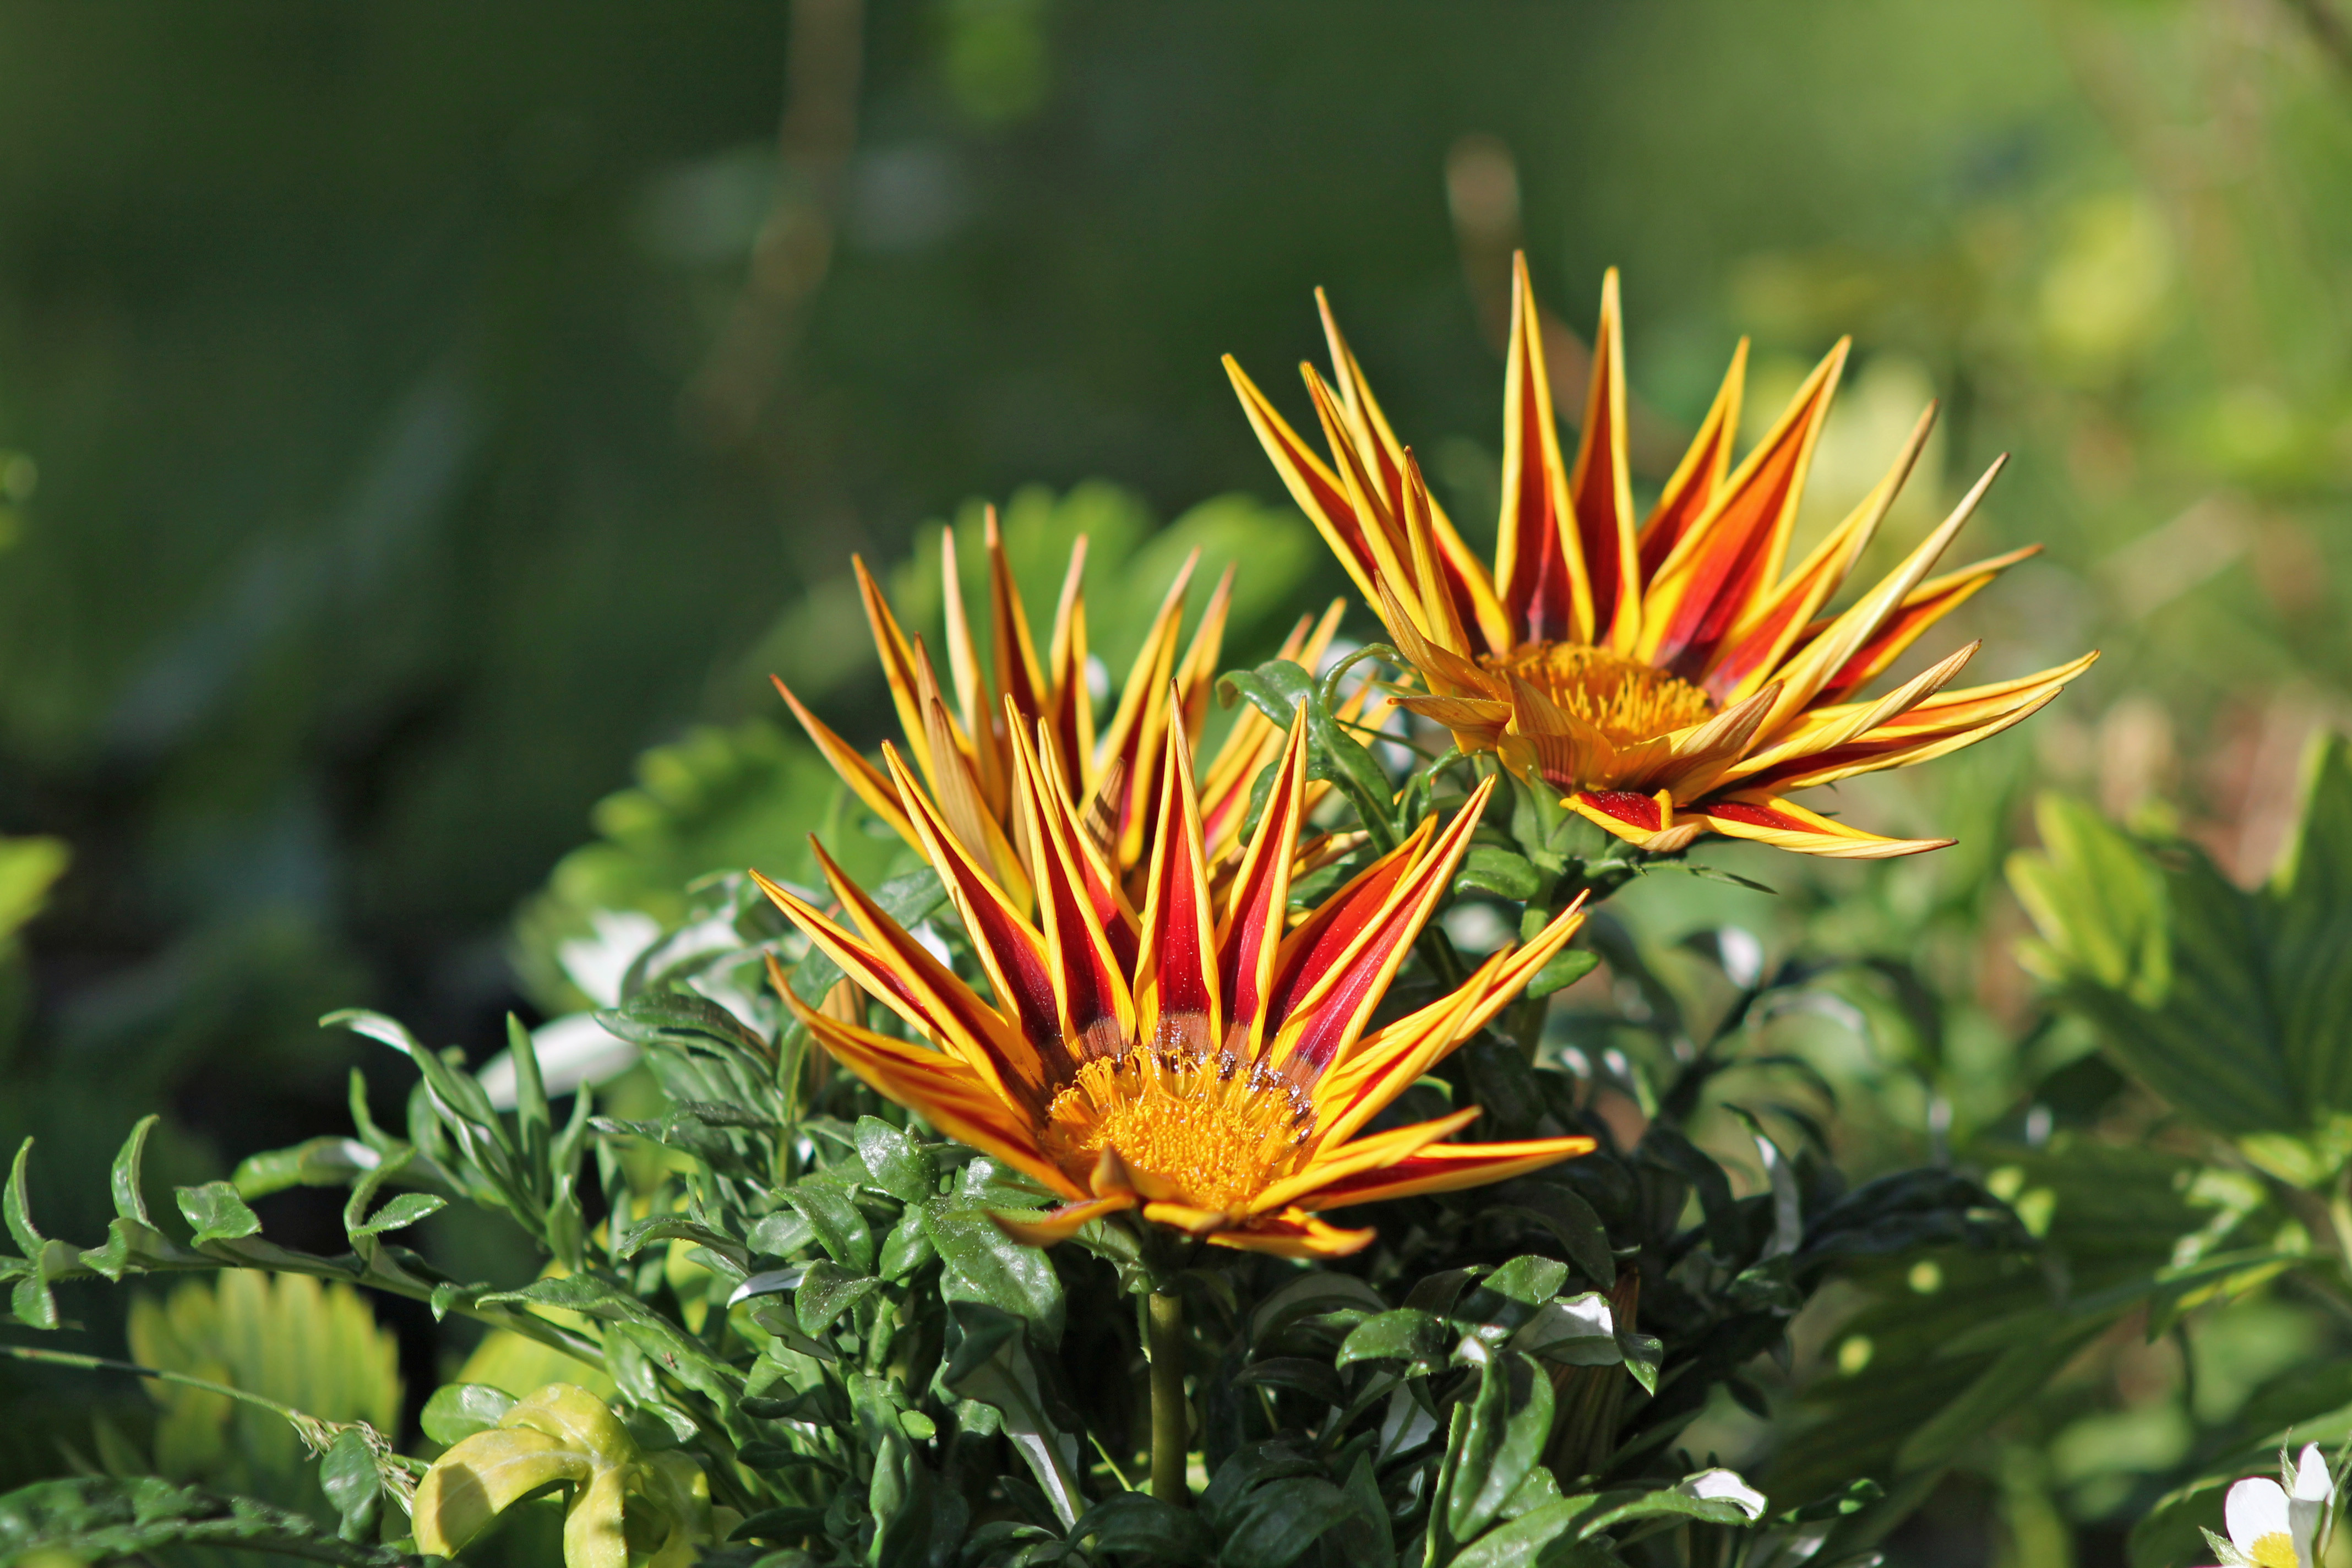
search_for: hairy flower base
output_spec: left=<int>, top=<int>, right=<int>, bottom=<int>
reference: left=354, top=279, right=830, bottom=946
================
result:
left=1043, top=1049, right=1312, bottom=1213
left=1485, top=641, right=1715, bottom=750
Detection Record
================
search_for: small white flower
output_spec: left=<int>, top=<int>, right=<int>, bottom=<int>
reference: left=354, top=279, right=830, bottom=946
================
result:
left=1679, top=1467, right=1768, bottom=1523
left=2213, top=1444, right=2334, bottom=1568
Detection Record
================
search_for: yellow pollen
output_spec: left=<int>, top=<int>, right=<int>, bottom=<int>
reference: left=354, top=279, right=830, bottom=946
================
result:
left=2247, top=1535, right=2298, bottom=1568
left=1485, top=641, right=1715, bottom=745
left=1041, top=1049, right=1314, bottom=1213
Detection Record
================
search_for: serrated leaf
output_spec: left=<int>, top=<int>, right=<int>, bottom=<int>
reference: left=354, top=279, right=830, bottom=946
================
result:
left=780, top=1180, right=876, bottom=1273
left=854, top=1116, right=939, bottom=1203
left=175, top=1181, right=262, bottom=1250
left=794, top=1260, right=883, bottom=1337
left=319, top=1427, right=380, bottom=1542
left=349, top=1191, right=445, bottom=1242
left=926, top=1205, right=1064, bottom=1346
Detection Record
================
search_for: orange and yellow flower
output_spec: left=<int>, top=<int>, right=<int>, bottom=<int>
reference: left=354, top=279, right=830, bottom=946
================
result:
left=754, top=709, right=1595, bottom=1259
left=1226, top=259, right=2095, bottom=859
left=774, top=510, right=1351, bottom=909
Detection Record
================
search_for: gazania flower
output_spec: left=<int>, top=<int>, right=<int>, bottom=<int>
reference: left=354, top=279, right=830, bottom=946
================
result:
left=2206, top=1444, right=2334, bottom=1568
left=1226, top=259, right=2096, bottom=858
left=773, top=508, right=1349, bottom=907
left=753, top=709, right=1595, bottom=1258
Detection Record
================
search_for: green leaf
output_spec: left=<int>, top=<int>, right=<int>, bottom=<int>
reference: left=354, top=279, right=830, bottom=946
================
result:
left=4, top=1139, right=56, bottom=1330
left=1526, top=948, right=1602, bottom=1001
left=1446, top=1499, right=1616, bottom=1568
left=1070, top=1491, right=1213, bottom=1565
left=0, top=1476, right=406, bottom=1566
left=925, top=1205, right=1065, bottom=1346
left=347, top=1191, right=445, bottom=1241
left=1457, top=846, right=1542, bottom=902
left=1495, top=1186, right=1614, bottom=1288
left=780, top=1179, right=877, bottom=1273
left=318, top=1427, right=379, bottom=1543
left=175, top=1181, right=262, bottom=1250
left=854, top=1116, right=940, bottom=1203
left=794, top=1260, right=883, bottom=1337
left=110, top=1115, right=159, bottom=1223
left=1249, top=1272, right=1390, bottom=1349
left=420, top=1383, right=517, bottom=1446
left=1218, top=1476, right=1357, bottom=1568
left=1337, top=1309, right=1443, bottom=1370
left=1446, top=1349, right=1555, bottom=1543
left=1581, top=1486, right=1760, bottom=1534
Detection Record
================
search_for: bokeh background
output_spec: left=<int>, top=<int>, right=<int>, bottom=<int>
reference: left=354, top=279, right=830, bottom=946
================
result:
left=2, top=3, right=2348, bottom=1564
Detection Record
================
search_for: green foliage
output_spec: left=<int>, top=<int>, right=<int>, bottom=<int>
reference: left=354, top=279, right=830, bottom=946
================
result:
left=2011, top=734, right=2352, bottom=1174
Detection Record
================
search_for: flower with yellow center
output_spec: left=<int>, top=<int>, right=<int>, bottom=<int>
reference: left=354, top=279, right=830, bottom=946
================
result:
left=773, top=507, right=1353, bottom=909
left=2206, top=1445, right=2334, bottom=1568
left=753, top=706, right=1595, bottom=1257
left=1226, top=259, right=2097, bottom=858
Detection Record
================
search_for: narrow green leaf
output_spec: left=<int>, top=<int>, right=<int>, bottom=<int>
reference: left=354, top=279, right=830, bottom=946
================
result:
left=318, top=1427, right=379, bottom=1543
left=780, top=1180, right=876, bottom=1273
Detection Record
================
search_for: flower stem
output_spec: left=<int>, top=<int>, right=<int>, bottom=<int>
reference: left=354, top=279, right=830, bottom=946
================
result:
left=1147, top=1288, right=1189, bottom=1505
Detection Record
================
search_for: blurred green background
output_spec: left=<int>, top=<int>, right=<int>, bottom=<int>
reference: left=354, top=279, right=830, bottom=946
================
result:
left=1, top=1, right=2348, bottom=1562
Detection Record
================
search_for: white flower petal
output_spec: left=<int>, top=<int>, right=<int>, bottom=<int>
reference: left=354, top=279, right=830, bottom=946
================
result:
left=2228, top=1478, right=2294, bottom=1562
left=1681, top=1468, right=1768, bottom=1522
left=2293, top=1444, right=2333, bottom=1504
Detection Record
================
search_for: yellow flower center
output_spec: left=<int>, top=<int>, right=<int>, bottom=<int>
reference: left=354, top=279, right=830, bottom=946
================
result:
left=1041, top=1049, right=1313, bottom=1212
left=2247, top=1534, right=2299, bottom=1568
left=1484, top=642, right=1715, bottom=746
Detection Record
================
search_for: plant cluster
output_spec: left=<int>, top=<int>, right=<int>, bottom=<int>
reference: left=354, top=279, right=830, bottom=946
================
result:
left=7, top=267, right=2352, bottom=1568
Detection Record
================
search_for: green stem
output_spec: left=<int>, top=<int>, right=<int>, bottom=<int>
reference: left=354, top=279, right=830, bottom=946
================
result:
left=1147, top=1289, right=1189, bottom=1506
left=4, top=1344, right=336, bottom=1451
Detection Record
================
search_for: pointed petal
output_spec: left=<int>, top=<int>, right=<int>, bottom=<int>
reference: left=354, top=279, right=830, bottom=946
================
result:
left=1216, top=711, right=1311, bottom=1061
left=854, top=556, right=937, bottom=781
left=772, top=674, right=916, bottom=846
left=1092, top=552, right=1197, bottom=869
left=1133, top=700, right=1222, bottom=1058
left=883, top=743, right=1070, bottom=1081
left=1296, top=1137, right=1598, bottom=1211
left=1796, top=545, right=2042, bottom=707
left=1568, top=268, right=1641, bottom=652
left=770, top=963, right=1079, bottom=1197
left=1685, top=796, right=1954, bottom=860
left=1043, top=536, right=1095, bottom=798
left=1748, top=455, right=2007, bottom=744
left=1248, top=1107, right=1480, bottom=1215
left=1009, top=711, right=1137, bottom=1062
left=1262, top=777, right=1499, bottom=1083
left=1204, top=1207, right=1375, bottom=1258
left=918, top=682, right=1030, bottom=902
left=1718, top=640, right=1980, bottom=788
left=755, top=854, right=1051, bottom=1116
left=1497, top=252, right=1592, bottom=645
left=1640, top=340, right=1849, bottom=679
left=1171, top=562, right=1237, bottom=753
left=1707, top=401, right=1937, bottom=705
left=1637, top=339, right=1747, bottom=581
left=940, top=522, right=989, bottom=764
left=986, top=505, right=1052, bottom=732
left=1314, top=897, right=1589, bottom=1147
left=991, top=1191, right=1136, bottom=1248
left=1565, top=788, right=1705, bottom=854
left=1226, top=353, right=1386, bottom=609
left=1315, top=288, right=1512, bottom=655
